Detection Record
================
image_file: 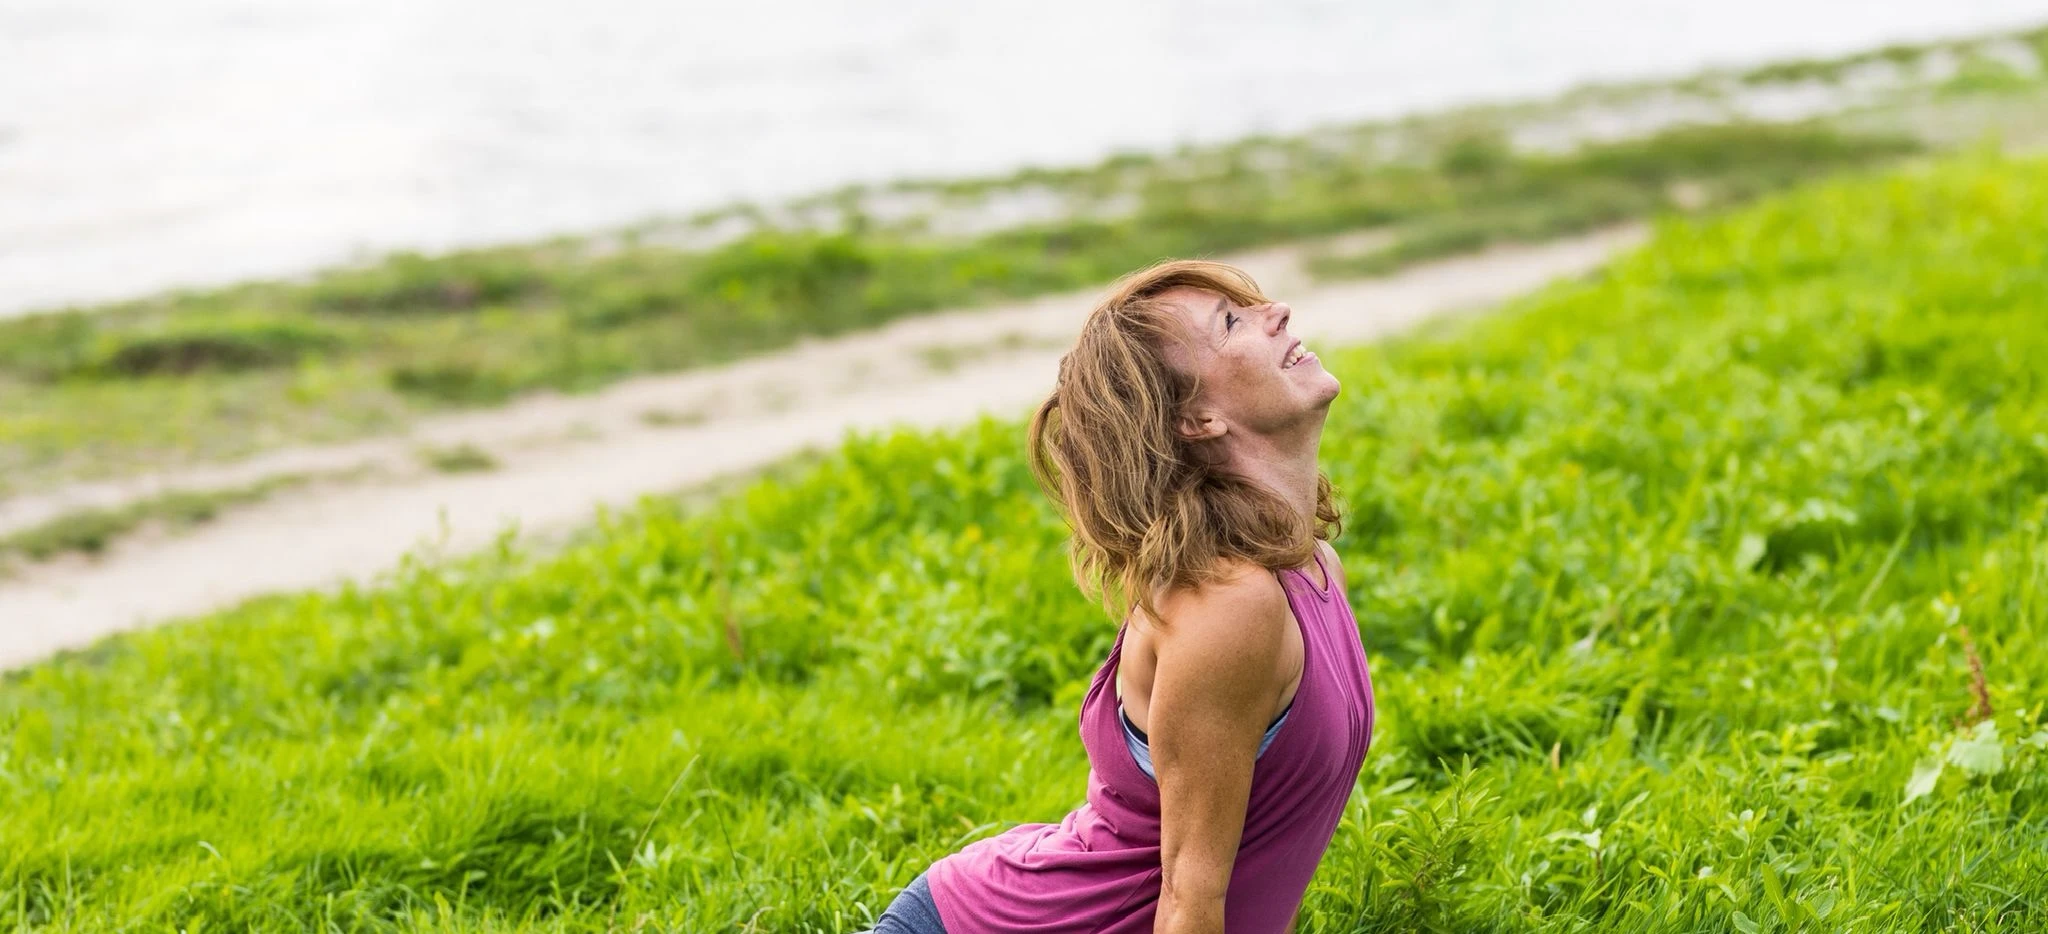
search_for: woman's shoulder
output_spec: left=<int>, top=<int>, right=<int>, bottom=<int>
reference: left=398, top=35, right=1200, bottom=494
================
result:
left=1144, top=559, right=1292, bottom=639
left=1134, top=560, right=1296, bottom=710
left=1315, top=539, right=1346, bottom=590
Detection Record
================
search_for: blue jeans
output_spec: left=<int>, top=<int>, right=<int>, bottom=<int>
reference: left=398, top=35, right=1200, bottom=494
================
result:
left=863, top=871, right=946, bottom=934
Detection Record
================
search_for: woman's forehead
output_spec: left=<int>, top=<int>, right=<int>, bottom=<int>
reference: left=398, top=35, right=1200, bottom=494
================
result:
left=1157, top=286, right=1234, bottom=320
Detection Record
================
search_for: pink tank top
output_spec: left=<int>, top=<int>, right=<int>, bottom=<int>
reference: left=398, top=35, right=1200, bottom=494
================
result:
left=926, top=549, right=1376, bottom=932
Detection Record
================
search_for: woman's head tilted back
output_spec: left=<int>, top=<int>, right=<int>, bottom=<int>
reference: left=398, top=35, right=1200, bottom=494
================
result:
left=1028, top=259, right=1343, bottom=623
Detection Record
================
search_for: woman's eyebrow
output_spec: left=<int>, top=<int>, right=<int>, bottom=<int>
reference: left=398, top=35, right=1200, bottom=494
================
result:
left=1214, top=296, right=1229, bottom=321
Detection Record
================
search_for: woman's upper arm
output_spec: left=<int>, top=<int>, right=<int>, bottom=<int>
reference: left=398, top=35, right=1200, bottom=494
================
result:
left=1147, top=566, right=1294, bottom=919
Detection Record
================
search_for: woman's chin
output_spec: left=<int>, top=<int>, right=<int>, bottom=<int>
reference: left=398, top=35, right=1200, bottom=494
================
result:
left=1304, top=367, right=1341, bottom=403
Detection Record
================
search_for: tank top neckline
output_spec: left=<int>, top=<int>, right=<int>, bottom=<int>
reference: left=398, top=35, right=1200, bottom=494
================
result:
left=1285, top=547, right=1335, bottom=602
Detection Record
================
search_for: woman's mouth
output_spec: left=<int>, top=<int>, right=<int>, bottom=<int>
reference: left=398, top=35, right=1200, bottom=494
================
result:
left=1282, top=341, right=1314, bottom=369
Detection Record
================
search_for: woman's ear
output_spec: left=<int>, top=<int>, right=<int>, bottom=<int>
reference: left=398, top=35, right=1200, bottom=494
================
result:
left=1175, top=409, right=1227, bottom=442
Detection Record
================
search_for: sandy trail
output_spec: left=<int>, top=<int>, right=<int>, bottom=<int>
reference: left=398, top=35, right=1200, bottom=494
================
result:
left=0, top=227, right=1644, bottom=669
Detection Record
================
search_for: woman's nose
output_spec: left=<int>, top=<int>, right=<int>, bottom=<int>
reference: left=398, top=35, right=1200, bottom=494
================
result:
left=1264, top=301, right=1292, bottom=331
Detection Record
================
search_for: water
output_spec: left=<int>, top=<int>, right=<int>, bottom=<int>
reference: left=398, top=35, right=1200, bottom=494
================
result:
left=4, top=0, right=2045, bottom=318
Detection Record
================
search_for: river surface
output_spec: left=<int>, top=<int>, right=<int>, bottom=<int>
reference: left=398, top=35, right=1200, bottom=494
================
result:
left=4, top=0, right=2046, bottom=317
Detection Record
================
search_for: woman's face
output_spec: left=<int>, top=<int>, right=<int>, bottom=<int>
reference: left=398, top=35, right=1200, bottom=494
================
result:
left=1162, top=286, right=1342, bottom=439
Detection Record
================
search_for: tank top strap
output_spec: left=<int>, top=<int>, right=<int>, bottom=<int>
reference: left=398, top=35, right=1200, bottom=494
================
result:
left=1278, top=547, right=1335, bottom=602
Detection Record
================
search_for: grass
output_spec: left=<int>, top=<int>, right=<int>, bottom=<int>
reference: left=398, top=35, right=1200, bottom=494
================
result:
left=1305, top=124, right=1894, bottom=277
left=418, top=443, right=500, bottom=474
left=0, top=476, right=305, bottom=565
left=637, top=408, right=710, bottom=428
left=913, top=333, right=1049, bottom=374
left=6, top=153, right=2048, bottom=931
left=25, top=20, right=2048, bottom=495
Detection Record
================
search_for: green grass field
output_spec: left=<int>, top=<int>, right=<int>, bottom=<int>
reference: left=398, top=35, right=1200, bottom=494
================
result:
left=6, top=153, right=2048, bottom=932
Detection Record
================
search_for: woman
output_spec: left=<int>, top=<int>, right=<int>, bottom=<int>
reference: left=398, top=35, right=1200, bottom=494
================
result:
left=866, top=259, right=1376, bottom=933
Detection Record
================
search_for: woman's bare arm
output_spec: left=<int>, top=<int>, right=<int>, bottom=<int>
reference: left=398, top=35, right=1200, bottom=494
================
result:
left=1148, top=564, right=1296, bottom=934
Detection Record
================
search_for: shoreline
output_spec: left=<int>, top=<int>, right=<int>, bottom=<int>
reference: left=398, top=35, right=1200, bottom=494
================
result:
left=6, top=19, right=2046, bottom=322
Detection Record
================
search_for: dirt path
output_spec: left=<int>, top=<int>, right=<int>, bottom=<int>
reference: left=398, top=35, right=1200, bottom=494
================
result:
left=0, top=227, right=1644, bottom=670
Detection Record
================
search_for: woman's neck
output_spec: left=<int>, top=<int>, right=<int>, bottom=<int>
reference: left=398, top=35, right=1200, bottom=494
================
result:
left=1218, top=423, right=1323, bottom=528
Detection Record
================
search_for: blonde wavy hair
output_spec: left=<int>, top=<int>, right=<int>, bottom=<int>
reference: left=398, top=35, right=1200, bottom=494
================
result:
left=1027, top=259, right=1341, bottom=625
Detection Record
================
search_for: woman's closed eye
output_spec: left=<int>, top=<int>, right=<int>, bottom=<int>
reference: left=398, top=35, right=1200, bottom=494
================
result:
left=1224, top=311, right=1240, bottom=332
